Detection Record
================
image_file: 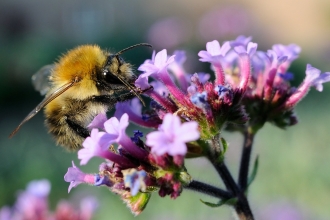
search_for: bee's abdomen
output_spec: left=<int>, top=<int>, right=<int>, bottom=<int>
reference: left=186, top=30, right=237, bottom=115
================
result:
left=44, top=98, right=107, bottom=151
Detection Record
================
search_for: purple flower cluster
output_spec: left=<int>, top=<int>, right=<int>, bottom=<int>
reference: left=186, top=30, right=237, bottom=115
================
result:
left=64, top=36, right=330, bottom=215
left=0, top=180, right=97, bottom=220
left=64, top=113, right=198, bottom=215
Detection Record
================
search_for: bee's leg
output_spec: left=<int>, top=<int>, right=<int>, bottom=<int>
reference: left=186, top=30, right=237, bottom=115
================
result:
left=65, top=117, right=90, bottom=138
left=91, top=92, right=137, bottom=106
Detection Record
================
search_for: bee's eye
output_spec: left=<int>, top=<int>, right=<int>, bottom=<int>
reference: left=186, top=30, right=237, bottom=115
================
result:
left=102, top=69, right=122, bottom=84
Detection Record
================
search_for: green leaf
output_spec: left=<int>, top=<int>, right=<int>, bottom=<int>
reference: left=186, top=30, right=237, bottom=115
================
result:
left=220, top=137, right=228, bottom=154
left=123, top=192, right=151, bottom=216
left=217, top=138, right=228, bottom=163
left=200, top=197, right=238, bottom=208
left=247, top=155, right=259, bottom=187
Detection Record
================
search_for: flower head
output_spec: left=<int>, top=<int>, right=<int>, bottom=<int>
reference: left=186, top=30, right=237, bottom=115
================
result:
left=198, top=40, right=231, bottom=64
left=101, top=114, right=147, bottom=159
left=138, top=49, right=175, bottom=77
left=103, top=114, right=129, bottom=143
left=284, top=64, right=330, bottom=109
left=304, top=64, right=330, bottom=92
left=146, top=114, right=200, bottom=156
left=64, top=161, right=95, bottom=192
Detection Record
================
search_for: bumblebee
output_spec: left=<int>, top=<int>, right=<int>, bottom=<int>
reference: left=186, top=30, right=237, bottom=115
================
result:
left=10, top=43, right=152, bottom=150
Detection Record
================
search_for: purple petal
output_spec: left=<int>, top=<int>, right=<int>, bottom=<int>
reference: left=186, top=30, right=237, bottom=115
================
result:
left=234, top=42, right=257, bottom=56
left=94, top=174, right=113, bottom=187
left=160, top=113, right=180, bottom=134
left=247, top=42, right=258, bottom=56
left=135, top=74, right=150, bottom=90
left=79, top=129, right=107, bottom=165
left=305, top=64, right=330, bottom=92
left=104, top=117, right=120, bottom=134
left=88, top=113, right=107, bottom=130
left=219, top=41, right=231, bottom=56
left=98, top=133, right=118, bottom=149
left=26, top=179, right=51, bottom=197
left=146, top=114, right=200, bottom=156
left=173, top=50, right=186, bottom=64
left=272, top=44, right=301, bottom=61
left=230, top=35, right=252, bottom=47
left=175, top=121, right=200, bottom=142
left=234, top=45, right=246, bottom=54
left=206, top=40, right=222, bottom=56
left=154, top=49, right=168, bottom=70
left=305, top=64, right=321, bottom=83
left=187, top=85, right=197, bottom=95
left=168, top=141, right=187, bottom=156
left=150, top=81, right=169, bottom=96
left=104, top=114, right=129, bottom=139
left=196, top=72, right=211, bottom=83
left=138, top=63, right=159, bottom=75
left=198, top=50, right=213, bottom=62
left=64, top=161, right=86, bottom=192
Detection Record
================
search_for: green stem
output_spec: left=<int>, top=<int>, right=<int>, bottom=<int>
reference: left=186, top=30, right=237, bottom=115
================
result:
left=208, top=135, right=255, bottom=220
left=238, top=129, right=255, bottom=191
left=185, top=180, right=233, bottom=200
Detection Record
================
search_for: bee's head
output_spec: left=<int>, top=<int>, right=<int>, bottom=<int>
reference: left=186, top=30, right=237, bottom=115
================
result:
left=96, top=43, right=152, bottom=93
left=101, top=54, right=136, bottom=87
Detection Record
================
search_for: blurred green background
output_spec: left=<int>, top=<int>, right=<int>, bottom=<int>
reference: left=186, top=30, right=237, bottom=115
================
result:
left=1, top=0, right=330, bottom=219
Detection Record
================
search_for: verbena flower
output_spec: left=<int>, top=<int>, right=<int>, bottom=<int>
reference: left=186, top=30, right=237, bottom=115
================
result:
left=138, top=49, right=175, bottom=78
left=64, top=161, right=96, bottom=192
left=146, top=113, right=199, bottom=156
left=0, top=179, right=97, bottom=220
left=198, top=40, right=231, bottom=64
left=229, top=39, right=330, bottom=132
left=65, top=112, right=196, bottom=214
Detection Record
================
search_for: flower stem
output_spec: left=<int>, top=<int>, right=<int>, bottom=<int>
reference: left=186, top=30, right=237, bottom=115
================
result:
left=234, top=198, right=255, bottom=220
left=185, top=180, right=233, bottom=200
left=208, top=136, right=255, bottom=220
left=213, top=161, right=240, bottom=195
left=212, top=161, right=254, bottom=220
left=238, top=129, right=255, bottom=191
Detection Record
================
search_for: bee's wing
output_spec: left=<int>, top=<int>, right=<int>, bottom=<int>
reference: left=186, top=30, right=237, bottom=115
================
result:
left=9, top=77, right=80, bottom=138
left=32, top=64, right=55, bottom=96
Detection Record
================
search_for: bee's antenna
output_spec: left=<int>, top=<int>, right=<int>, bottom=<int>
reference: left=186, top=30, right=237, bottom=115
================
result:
left=115, top=43, right=152, bottom=56
left=111, top=43, right=151, bottom=106
left=115, top=75, right=146, bottom=106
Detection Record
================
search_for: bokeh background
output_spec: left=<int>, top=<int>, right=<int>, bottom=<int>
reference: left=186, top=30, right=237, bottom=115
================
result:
left=1, top=0, right=330, bottom=219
